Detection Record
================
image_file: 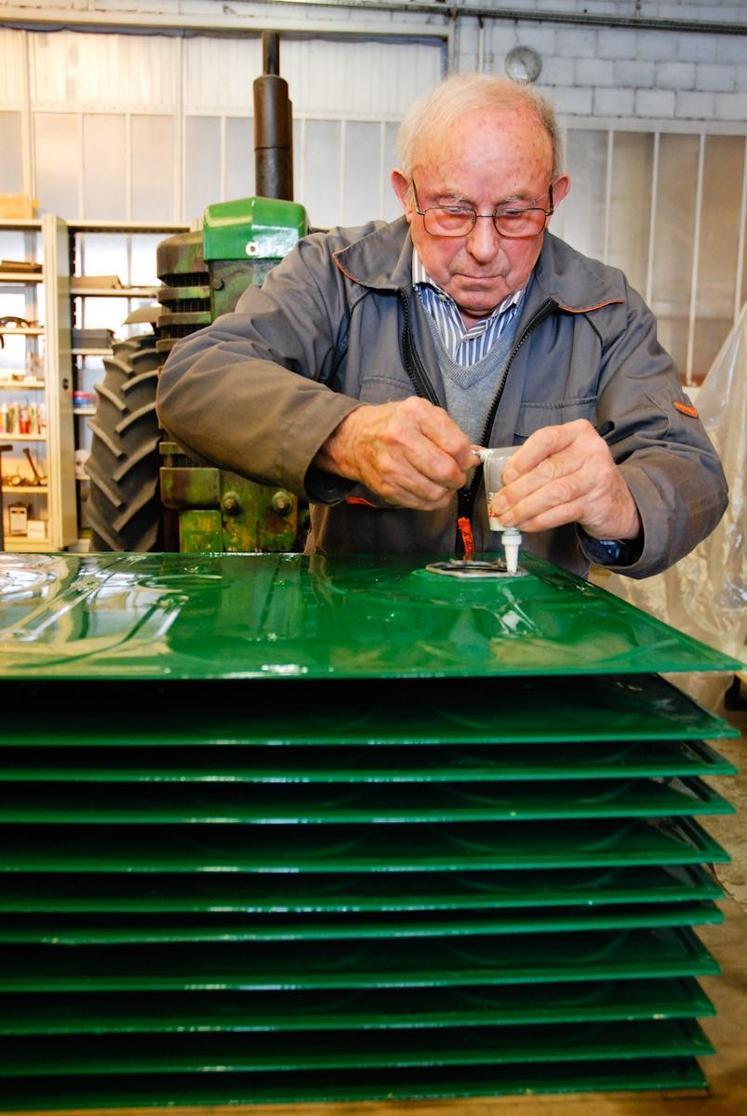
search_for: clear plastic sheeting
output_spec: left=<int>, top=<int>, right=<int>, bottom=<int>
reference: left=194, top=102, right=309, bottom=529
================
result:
left=608, top=303, right=747, bottom=710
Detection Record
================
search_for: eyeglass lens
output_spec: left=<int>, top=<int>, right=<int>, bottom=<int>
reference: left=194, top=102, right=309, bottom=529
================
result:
left=413, top=181, right=554, bottom=239
left=423, top=208, right=547, bottom=238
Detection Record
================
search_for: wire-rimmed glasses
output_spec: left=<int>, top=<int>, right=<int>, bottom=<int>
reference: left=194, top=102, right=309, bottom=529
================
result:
left=412, top=179, right=555, bottom=239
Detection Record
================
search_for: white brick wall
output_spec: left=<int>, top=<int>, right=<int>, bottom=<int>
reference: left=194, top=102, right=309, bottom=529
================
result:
left=696, top=65, right=736, bottom=93
left=714, top=91, right=747, bottom=120
left=655, top=62, right=697, bottom=90
left=614, top=61, right=656, bottom=88
left=635, top=88, right=677, bottom=117
left=594, top=87, right=636, bottom=116
left=676, top=90, right=716, bottom=118
left=480, top=12, right=746, bottom=125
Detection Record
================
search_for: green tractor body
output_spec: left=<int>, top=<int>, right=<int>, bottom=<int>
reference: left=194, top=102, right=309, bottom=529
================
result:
left=156, top=196, right=308, bottom=553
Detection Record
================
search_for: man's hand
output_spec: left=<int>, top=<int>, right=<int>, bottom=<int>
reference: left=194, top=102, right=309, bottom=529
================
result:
left=490, top=419, right=641, bottom=540
left=314, top=397, right=475, bottom=510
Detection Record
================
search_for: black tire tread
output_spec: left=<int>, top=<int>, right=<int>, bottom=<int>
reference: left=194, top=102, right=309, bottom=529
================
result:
left=85, top=336, right=162, bottom=552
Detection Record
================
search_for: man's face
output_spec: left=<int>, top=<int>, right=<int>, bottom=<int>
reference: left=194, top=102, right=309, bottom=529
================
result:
left=393, top=106, right=569, bottom=325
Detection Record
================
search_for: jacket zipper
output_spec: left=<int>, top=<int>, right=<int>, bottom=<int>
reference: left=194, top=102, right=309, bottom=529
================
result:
left=400, top=290, right=559, bottom=554
left=398, top=290, right=441, bottom=407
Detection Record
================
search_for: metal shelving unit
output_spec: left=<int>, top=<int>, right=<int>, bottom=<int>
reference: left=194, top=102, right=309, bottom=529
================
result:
left=0, top=216, right=76, bottom=551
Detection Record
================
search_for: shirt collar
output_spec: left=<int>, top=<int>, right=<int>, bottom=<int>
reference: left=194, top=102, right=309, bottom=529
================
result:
left=412, top=249, right=524, bottom=318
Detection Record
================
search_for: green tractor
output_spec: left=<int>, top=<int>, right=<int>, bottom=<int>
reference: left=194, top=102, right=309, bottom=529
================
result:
left=85, top=32, right=309, bottom=555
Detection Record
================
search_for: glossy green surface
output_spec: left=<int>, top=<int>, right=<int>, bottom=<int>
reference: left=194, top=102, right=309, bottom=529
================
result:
left=0, top=903, right=722, bottom=944
left=0, top=1059, right=709, bottom=1108
left=0, top=673, right=736, bottom=744
left=0, top=978, right=714, bottom=1034
left=0, top=775, right=732, bottom=823
left=0, top=738, right=735, bottom=781
left=0, top=1019, right=713, bottom=1076
left=1, top=818, right=730, bottom=873
left=0, top=928, right=718, bottom=991
left=0, top=553, right=738, bottom=1105
left=0, top=552, right=741, bottom=679
left=0, top=864, right=724, bottom=913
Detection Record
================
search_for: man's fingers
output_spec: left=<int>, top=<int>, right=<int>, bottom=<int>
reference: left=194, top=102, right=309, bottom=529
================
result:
left=502, top=419, right=593, bottom=484
left=368, top=399, right=469, bottom=499
left=494, top=469, right=589, bottom=528
left=321, top=397, right=472, bottom=511
left=491, top=419, right=640, bottom=539
left=377, top=453, right=461, bottom=508
left=405, top=399, right=474, bottom=481
left=493, top=422, right=596, bottom=522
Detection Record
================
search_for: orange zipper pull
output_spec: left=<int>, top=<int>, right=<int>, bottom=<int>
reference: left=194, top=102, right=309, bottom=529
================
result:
left=457, top=515, right=475, bottom=561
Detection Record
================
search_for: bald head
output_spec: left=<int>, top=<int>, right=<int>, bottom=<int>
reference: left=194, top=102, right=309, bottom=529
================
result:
left=397, top=73, right=563, bottom=182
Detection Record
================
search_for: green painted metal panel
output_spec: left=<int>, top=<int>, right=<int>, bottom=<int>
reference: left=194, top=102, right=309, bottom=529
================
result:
left=0, top=1059, right=709, bottom=1109
left=175, top=508, right=223, bottom=551
left=0, top=738, right=735, bottom=781
left=0, top=674, right=737, bottom=746
left=2, top=818, right=729, bottom=873
left=0, top=928, right=718, bottom=992
left=203, top=196, right=307, bottom=261
left=0, top=902, right=722, bottom=945
left=0, top=775, right=732, bottom=823
left=160, top=468, right=299, bottom=553
left=0, top=978, right=714, bottom=1035
left=0, top=864, right=723, bottom=913
left=7, top=679, right=743, bottom=751
left=0, top=1019, right=714, bottom=1076
left=0, top=553, right=741, bottom=679
left=0, top=550, right=739, bottom=1106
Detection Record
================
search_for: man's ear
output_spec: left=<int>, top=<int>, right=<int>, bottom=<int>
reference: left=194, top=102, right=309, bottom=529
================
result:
left=552, top=174, right=571, bottom=206
left=391, top=169, right=413, bottom=219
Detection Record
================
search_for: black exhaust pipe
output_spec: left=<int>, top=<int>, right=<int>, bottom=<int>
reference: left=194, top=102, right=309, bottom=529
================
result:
left=253, top=31, right=294, bottom=201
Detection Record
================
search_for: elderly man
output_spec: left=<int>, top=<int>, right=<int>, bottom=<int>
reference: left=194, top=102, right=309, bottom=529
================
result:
left=157, top=73, right=727, bottom=577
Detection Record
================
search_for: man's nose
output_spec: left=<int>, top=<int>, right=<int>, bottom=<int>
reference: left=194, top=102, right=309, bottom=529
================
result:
left=465, top=215, right=502, bottom=260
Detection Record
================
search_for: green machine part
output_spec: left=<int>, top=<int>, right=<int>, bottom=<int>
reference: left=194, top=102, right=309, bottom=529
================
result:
left=0, top=550, right=742, bottom=1108
left=157, top=195, right=308, bottom=554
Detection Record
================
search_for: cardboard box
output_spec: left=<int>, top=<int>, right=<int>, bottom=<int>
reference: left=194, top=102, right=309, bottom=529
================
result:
left=72, top=327, right=114, bottom=350
left=0, top=195, right=38, bottom=219
left=8, top=503, right=28, bottom=536
left=26, top=519, right=46, bottom=541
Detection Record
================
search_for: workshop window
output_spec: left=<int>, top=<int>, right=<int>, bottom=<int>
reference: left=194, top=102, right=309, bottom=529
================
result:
left=556, top=126, right=747, bottom=386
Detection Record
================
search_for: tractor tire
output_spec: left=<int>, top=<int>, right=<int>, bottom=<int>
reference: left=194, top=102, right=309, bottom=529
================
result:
left=85, top=334, right=163, bottom=552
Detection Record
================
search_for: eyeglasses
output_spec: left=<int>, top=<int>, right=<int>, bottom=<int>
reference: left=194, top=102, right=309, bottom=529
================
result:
left=411, top=179, right=554, bottom=239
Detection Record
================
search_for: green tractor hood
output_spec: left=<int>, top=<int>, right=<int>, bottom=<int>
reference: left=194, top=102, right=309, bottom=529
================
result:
left=203, top=195, right=308, bottom=261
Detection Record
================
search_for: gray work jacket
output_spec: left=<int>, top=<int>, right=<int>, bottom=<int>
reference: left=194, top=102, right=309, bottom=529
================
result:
left=157, top=217, right=728, bottom=578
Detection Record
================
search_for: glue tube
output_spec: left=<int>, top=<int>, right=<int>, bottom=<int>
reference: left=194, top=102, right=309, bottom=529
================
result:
left=501, top=527, right=521, bottom=576
left=474, top=446, right=522, bottom=574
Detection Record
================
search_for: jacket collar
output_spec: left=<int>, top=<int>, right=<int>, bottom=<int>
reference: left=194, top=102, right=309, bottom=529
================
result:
left=333, top=216, right=413, bottom=292
left=533, top=233, right=625, bottom=314
left=333, top=220, right=625, bottom=314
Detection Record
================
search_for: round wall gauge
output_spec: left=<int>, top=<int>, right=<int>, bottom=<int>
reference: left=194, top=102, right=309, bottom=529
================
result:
left=505, top=45, right=542, bottom=84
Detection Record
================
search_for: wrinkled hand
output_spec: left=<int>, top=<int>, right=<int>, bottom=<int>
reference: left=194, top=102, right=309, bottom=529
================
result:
left=314, top=397, right=475, bottom=510
left=490, top=419, right=641, bottom=539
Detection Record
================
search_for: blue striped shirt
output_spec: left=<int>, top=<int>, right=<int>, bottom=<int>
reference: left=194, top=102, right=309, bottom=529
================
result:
left=412, top=253, right=523, bottom=368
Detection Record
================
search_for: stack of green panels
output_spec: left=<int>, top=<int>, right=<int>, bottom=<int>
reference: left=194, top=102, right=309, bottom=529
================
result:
left=0, top=552, right=741, bottom=1109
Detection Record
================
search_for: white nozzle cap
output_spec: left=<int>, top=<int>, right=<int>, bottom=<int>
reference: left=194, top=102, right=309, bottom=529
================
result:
left=501, top=527, right=521, bottom=575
